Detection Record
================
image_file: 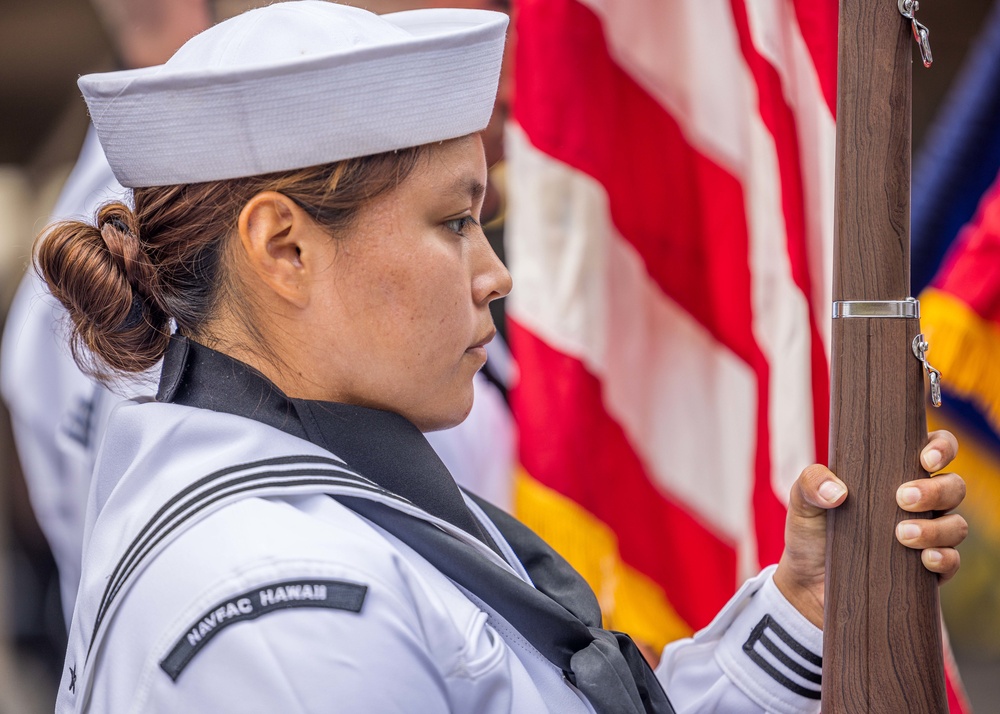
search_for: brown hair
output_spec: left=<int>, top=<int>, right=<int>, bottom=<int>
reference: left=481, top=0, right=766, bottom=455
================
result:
left=37, top=147, right=426, bottom=381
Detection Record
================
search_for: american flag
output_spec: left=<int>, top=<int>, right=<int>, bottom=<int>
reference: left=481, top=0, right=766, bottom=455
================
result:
left=505, top=0, right=970, bottom=709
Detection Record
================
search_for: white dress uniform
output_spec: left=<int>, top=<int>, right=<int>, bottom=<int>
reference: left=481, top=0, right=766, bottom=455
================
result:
left=56, top=338, right=823, bottom=714
left=0, top=129, right=516, bottom=625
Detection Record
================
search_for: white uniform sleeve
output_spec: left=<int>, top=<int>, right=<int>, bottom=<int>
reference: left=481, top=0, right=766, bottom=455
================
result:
left=137, top=598, right=450, bottom=713
left=126, top=567, right=514, bottom=714
left=655, top=565, right=822, bottom=714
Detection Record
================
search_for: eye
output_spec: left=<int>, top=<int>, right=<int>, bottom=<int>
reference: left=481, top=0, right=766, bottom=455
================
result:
left=444, top=215, right=480, bottom=236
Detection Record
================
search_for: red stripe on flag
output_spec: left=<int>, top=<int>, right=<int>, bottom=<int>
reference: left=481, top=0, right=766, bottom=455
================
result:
left=790, top=0, right=839, bottom=116
left=934, top=172, right=1000, bottom=326
left=513, top=0, right=787, bottom=566
left=947, top=671, right=971, bottom=714
left=510, top=320, right=738, bottom=629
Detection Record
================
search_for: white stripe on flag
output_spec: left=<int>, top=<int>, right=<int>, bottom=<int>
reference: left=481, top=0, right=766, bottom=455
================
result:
left=507, top=124, right=756, bottom=545
left=745, top=0, right=836, bottom=354
left=575, top=0, right=753, bottom=176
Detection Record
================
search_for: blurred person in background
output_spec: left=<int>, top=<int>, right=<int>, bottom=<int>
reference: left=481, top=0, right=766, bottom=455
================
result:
left=2, top=0, right=233, bottom=630
left=1, top=0, right=515, bottom=636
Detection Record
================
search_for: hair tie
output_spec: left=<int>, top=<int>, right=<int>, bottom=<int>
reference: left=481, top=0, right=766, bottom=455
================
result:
left=117, top=295, right=145, bottom=332
left=105, top=216, right=131, bottom=235
left=102, top=216, right=145, bottom=332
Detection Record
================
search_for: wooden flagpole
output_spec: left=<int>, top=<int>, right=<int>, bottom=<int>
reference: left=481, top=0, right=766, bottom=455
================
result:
left=823, top=0, right=947, bottom=711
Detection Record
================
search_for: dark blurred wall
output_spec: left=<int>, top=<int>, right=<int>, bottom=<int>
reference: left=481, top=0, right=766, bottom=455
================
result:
left=1, top=1, right=996, bottom=176
left=0, top=2, right=111, bottom=181
left=912, top=0, right=997, bottom=150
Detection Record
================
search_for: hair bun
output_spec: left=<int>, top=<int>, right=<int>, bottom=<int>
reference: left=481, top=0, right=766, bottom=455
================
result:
left=35, top=202, right=170, bottom=379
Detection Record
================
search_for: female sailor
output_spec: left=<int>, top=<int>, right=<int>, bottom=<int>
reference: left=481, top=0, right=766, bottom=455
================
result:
left=39, top=2, right=967, bottom=712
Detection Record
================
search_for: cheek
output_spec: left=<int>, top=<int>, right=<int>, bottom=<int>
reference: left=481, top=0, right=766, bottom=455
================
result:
left=363, top=255, right=469, bottom=352
left=403, top=278, right=469, bottom=352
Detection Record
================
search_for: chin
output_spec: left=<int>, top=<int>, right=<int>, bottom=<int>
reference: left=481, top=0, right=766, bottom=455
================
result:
left=415, top=391, right=475, bottom=433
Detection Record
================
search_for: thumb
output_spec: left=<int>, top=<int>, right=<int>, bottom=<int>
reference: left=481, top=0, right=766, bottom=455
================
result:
left=790, top=464, right=848, bottom=518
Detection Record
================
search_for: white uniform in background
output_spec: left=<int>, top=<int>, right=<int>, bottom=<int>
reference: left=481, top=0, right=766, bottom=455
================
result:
left=426, top=339, right=516, bottom=510
left=0, top=127, right=517, bottom=626
left=0, top=127, right=129, bottom=625
left=57, top=393, right=822, bottom=714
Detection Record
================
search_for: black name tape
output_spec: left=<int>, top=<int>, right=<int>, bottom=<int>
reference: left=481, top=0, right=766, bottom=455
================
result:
left=160, top=578, right=367, bottom=680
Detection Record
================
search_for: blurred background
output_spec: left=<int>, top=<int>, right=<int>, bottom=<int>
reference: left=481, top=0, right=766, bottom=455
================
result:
left=0, top=0, right=997, bottom=711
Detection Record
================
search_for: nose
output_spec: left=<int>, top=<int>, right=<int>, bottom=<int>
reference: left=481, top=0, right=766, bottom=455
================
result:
left=472, top=232, right=512, bottom=306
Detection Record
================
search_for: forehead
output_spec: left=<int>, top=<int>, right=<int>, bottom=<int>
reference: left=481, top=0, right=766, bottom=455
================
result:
left=399, top=134, right=488, bottom=199
left=346, top=134, right=486, bottom=229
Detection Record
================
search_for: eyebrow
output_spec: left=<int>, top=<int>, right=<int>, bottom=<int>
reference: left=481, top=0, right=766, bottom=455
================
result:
left=447, top=177, right=487, bottom=203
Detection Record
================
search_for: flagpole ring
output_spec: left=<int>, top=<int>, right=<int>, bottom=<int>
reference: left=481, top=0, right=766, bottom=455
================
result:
left=832, top=298, right=920, bottom=318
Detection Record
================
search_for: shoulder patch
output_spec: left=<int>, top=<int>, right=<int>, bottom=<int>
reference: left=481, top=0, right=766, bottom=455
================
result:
left=159, top=578, right=367, bottom=681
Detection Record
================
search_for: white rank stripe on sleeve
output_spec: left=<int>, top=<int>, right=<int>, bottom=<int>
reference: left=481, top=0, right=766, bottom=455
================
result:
left=741, top=614, right=822, bottom=700
left=713, top=570, right=823, bottom=714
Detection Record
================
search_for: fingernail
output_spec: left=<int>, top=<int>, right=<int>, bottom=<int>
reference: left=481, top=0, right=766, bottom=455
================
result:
left=899, top=487, right=921, bottom=506
left=897, top=523, right=921, bottom=541
left=922, top=449, right=943, bottom=472
left=925, top=549, right=943, bottom=565
left=819, top=481, right=847, bottom=503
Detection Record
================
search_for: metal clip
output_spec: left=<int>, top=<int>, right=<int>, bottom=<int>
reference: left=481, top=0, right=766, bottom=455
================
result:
left=898, top=0, right=933, bottom=67
left=912, top=334, right=942, bottom=407
left=833, top=297, right=919, bottom=319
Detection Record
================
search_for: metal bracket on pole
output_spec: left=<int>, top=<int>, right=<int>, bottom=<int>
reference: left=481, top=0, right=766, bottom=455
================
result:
left=898, top=0, right=933, bottom=67
left=831, top=299, right=942, bottom=406
left=912, top=333, right=943, bottom=407
left=832, top=297, right=920, bottom=318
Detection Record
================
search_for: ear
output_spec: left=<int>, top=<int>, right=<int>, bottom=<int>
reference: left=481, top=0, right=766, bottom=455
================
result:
left=237, top=191, right=318, bottom=310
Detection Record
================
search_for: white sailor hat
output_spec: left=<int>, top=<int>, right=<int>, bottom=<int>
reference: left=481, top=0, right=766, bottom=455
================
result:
left=78, top=1, right=508, bottom=188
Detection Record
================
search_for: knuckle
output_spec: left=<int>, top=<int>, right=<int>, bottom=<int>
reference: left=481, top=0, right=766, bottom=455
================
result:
left=921, top=476, right=946, bottom=503
left=938, top=551, right=961, bottom=581
left=942, top=549, right=960, bottom=573
left=931, top=514, right=967, bottom=546
left=957, top=516, right=970, bottom=542
left=955, top=475, right=967, bottom=502
left=924, top=547, right=951, bottom=572
left=920, top=519, right=939, bottom=542
left=931, top=473, right=966, bottom=510
left=947, top=431, right=960, bottom=457
left=795, top=465, right=836, bottom=506
left=800, top=463, right=831, bottom=485
left=928, top=430, right=959, bottom=462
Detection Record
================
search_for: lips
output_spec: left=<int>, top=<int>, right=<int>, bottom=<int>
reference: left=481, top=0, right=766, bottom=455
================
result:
left=468, top=328, right=496, bottom=351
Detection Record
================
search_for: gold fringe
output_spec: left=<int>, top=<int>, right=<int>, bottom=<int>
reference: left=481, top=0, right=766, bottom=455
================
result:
left=514, top=469, right=693, bottom=651
left=921, top=288, right=1000, bottom=433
